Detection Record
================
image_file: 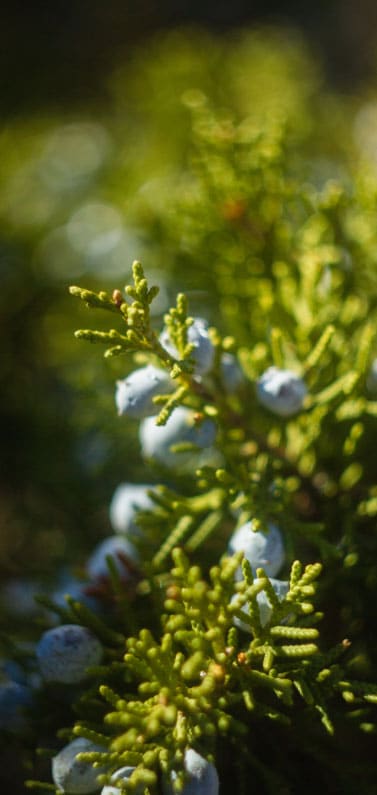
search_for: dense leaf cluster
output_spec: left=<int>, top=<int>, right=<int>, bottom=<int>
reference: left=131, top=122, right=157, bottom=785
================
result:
left=2, top=30, right=377, bottom=795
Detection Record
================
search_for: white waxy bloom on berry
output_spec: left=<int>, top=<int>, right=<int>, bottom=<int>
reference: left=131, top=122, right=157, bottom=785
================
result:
left=160, top=317, right=215, bottom=375
left=256, top=577, right=289, bottom=625
left=86, top=535, right=139, bottom=581
left=0, top=680, right=33, bottom=731
left=36, top=625, right=103, bottom=684
left=101, top=766, right=143, bottom=795
left=220, top=353, right=244, bottom=393
left=0, top=657, right=27, bottom=686
left=256, top=366, right=307, bottom=417
left=139, top=406, right=217, bottom=469
left=163, top=748, right=219, bottom=795
left=52, top=737, right=107, bottom=794
left=115, top=365, right=173, bottom=418
left=231, top=578, right=289, bottom=632
left=109, top=483, right=156, bottom=538
left=228, top=521, right=285, bottom=578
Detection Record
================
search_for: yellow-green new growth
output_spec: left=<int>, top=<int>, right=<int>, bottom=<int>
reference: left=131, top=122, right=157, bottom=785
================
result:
left=36, top=548, right=371, bottom=795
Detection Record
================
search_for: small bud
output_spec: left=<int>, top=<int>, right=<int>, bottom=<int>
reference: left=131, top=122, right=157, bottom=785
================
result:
left=221, top=198, right=247, bottom=222
left=112, top=289, right=123, bottom=306
left=166, top=584, right=181, bottom=600
left=208, top=662, right=226, bottom=683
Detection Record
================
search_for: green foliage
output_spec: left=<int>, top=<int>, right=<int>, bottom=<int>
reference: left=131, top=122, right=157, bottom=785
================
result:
left=25, top=254, right=377, bottom=792
left=3, top=27, right=377, bottom=795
